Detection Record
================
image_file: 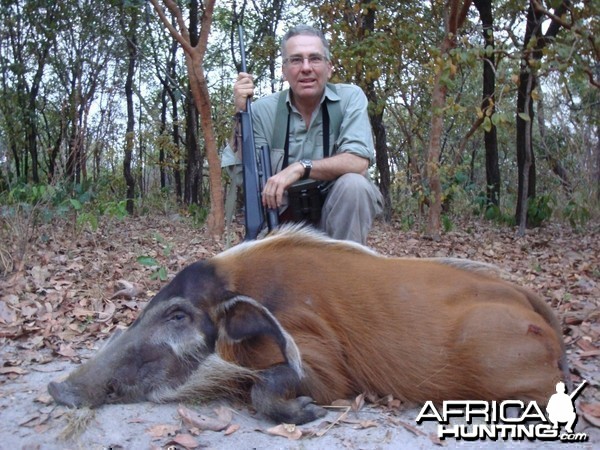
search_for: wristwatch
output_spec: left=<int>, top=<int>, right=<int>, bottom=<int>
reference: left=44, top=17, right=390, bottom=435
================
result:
left=299, top=159, right=313, bottom=180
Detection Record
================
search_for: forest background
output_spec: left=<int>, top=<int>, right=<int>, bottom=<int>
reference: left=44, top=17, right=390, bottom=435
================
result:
left=0, top=0, right=598, bottom=246
left=0, top=2, right=599, bottom=445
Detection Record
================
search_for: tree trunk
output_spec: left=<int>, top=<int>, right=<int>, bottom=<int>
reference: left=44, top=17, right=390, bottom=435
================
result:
left=516, top=3, right=541, bottom=226
left=518, top=73, right=534, bottom=236
left=372, top=108, right=392, bottom=221
left=184, top=86, right=200, bottom=205
left=172, top=91, right=182, bottom=200
left=123, top=12, right=138, bottom=215
left=596, top=119, right=600, bottom=202
left=425, top=0, right=472, bottom=240
left=515, top=0, right=569, bottom=225
left=474, top=0, right=500, bottom=207
left=159, top=81, right=168, bottom=190
left=150, top=0, right=224, bottom=236
left=362, top=4, right=391, bottom=221
left=183, top=1, right=202, bottom=206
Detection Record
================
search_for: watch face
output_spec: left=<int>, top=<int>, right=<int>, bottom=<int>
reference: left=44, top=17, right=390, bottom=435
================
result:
left=300, top=159, right=312, bottom=179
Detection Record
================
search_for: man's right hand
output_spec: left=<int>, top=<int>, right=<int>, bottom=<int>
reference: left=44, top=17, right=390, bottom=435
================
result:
left=234, top=72, right=254, bottom=112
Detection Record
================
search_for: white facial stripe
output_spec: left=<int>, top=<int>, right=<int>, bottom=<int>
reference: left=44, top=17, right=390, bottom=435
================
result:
left=149, top=354, right=257, bottom=403
left=141, top=296, right=208, bottom=357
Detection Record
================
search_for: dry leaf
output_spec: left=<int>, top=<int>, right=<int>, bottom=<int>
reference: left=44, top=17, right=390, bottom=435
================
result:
left=579, top=349, right=600, bottom=358
left=178, top=405, right=231, bottom=431
left=353, top=420, right=378, bottom=429
left=394, top=418, right=427, bottom=437
left=0, top=366, right=28, bottom=375
left=579, top=401, right=600, bottom=427
left=223, top=424, right=240, bottom=435
left=352, top=393, right=365, bottom=412
left=266, top=423, right=302, bottom=440
left=111, top=280, right=145, bottom=300
left=146, top=423, right=180, bottom=438
left=28, top=266, right=50, bottom=288
left=56, top=344, right=78, bottom=359
left=0, top=300, right=16, bottom=324
left=97, top=301, right=116, bottom=322
left=331, top=399, right=353, bottom=407
left=168, top=433, right=200, bottom=449
left=34, top=393, right=54, bottom=405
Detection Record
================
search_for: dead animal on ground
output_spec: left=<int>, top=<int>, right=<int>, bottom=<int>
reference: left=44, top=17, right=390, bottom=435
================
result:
left=49, top=225, right=569, bottom=425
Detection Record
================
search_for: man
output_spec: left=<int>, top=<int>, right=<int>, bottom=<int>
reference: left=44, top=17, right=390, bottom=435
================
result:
left=222, top=24, right=382, bottom=244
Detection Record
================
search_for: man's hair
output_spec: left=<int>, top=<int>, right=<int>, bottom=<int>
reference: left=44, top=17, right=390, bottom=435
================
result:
left=281, top=24, right=330, bottom=60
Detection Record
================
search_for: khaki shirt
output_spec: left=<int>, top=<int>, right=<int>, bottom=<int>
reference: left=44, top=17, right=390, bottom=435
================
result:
left=221, top=83, right=374, bottom=180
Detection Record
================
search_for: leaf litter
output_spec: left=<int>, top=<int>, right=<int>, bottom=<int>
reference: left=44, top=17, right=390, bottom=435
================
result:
left=0, top=214, right=598, bottom=447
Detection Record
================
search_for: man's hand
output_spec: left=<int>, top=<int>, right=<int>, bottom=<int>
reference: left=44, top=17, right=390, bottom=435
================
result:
left=234, top=72, right=254, bottom=112
left=262, top=163, right=304, bottom=209
left=261, top=153, right=369, bottom=209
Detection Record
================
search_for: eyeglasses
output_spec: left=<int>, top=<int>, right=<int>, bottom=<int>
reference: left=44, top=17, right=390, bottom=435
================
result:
left=283, top=54, right=328, bottom=67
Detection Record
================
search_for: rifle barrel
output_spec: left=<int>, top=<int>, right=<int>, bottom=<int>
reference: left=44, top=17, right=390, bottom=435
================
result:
left=569, top=380, right=587, bottom=400
left=237, top=26, right=252, bottom=113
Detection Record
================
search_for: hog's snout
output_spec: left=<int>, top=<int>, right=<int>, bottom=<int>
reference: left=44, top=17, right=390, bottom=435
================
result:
left=48, top=380, right=90, bottom=408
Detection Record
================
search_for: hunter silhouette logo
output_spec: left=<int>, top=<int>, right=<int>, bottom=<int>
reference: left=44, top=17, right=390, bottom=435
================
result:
left=415, top=380, right=589, bottom=442
left=546, top=380, right=586, bottom=434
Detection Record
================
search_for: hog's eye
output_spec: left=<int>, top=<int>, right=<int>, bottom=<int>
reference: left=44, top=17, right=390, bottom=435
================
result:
left=168, top=310, right=189, bottom=322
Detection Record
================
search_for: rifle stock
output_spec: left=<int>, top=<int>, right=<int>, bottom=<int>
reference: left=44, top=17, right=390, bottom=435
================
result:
left=238, top=26, right=279, bottom=241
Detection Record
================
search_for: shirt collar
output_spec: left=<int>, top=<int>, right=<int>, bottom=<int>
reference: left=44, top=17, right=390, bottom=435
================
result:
left=285, top=83, right=340, bottom=110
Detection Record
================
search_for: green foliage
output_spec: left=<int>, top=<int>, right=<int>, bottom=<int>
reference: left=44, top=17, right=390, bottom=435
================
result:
left=153, top=232, right=173, bottom=258
left=136, top=233, right=172, bottom=281
left=527, top=194, right=553, bottom=228
left=471, top=191, right=515, bottom=226
left=136, top=255, right=168, bottom=281
left=441, top=214, right=453, bottom=232
left=1, top=0, right=598, bottom=233
left=188, top=203, right=208, bottom=228
left=0, top=178, right=130, bottom=233
left=562, top=198, right=591, bottom=230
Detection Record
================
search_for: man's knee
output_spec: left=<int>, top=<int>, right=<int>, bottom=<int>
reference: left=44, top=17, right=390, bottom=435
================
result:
left=328, top=173, right=377, bottom=203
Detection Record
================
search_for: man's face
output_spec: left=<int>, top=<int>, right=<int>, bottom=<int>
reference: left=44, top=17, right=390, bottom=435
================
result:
left=282, top=35, right=333, bottom=106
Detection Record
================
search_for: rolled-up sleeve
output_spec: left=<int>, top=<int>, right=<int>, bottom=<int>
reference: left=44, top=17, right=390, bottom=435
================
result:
left=334, top=84, right=375, bottom=165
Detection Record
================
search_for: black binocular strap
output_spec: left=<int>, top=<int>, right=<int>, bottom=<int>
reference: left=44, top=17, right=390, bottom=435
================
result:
left=282, top=102, right=330, bottom=170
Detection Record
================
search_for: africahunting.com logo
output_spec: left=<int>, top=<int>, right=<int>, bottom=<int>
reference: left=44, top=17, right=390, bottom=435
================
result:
left=416, top=381, right=588, bottom=442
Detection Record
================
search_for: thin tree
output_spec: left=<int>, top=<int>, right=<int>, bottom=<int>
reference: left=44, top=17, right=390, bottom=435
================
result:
left=120, top=6, right=139, bottom=215
left=425, top=0, right=472, bottom=240
left=473, top=0, right=500, bottom=208
left=515, top=0, right=569, bottom=227
left=150, top=0, right=224, bottom=236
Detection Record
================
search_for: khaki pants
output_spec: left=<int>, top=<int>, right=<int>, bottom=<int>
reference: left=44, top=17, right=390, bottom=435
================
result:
left=320, top=173, right=383, bottom=245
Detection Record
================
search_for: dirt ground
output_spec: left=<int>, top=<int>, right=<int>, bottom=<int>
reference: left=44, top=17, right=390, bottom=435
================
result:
left=1, top=216, right=599, bottom=449
left=1, top=346, right=598, bottom=450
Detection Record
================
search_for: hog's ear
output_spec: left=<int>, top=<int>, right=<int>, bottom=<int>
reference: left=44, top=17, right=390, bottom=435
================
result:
left=218, top=296, right=303, bottom=378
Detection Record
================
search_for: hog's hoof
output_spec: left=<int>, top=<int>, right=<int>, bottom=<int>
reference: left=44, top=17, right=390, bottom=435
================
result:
left=294, top=395, right=328, bottom=422
left=266, top=395, right=327, bottom=425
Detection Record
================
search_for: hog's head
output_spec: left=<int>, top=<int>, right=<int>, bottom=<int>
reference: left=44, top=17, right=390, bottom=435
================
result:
left=48, top=262, right=255, bottom=407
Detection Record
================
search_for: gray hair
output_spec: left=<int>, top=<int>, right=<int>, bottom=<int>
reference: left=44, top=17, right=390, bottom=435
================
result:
left=281, top=24, right=331, bottom=60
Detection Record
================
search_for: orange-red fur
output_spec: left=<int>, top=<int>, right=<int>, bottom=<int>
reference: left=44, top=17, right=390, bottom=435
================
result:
left=213, top=227, right=566, bottom=406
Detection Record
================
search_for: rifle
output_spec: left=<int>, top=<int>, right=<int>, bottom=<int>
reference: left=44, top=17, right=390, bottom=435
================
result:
left=237, top=26, right=279, bottom=241
left=569, top=380, right=587, bottom=400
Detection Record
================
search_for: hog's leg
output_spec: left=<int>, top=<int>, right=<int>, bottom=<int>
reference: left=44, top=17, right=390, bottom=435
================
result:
left=250, top=364, right=327, bottom=424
